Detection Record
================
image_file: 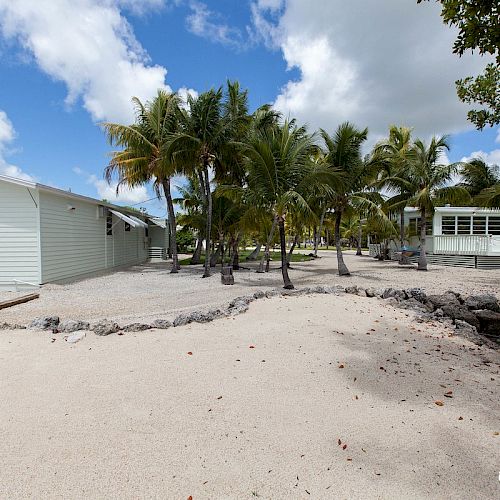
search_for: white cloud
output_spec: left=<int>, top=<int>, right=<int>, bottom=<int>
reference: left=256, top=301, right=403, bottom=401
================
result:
left=460, top=150, right=500, bottom=166
left=0, top=0, right=171, bottom=123
left=186, top=1, right=244, bottom=49
left=177, top=86, right=199, bottom=110
left=252, top=0, right=492, bottom=141
left=73, top=166, right=148, bottom=204
left=0, top=110, right=35, bottom=181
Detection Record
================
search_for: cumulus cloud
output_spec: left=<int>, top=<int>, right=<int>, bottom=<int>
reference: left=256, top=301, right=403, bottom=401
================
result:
left=252, top=0, right=491, bottom=141
left=177, top=86, right=199, bottom=109
left=73, top=166, right=148, bottom=204
left=460, top=150, right=500, bottom=166
left=0, top=0, right=171, bottom=123
left=186, top=1, right=244, bottom=49
left=0, top=110, right=35, bottom=181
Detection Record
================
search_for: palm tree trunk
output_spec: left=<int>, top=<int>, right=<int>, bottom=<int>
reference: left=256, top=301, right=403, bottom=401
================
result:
left=278, top=216, right=294, bottom=289
left=202, top=167, right=212, bottom=278
left=417, top=207, right=428, bottom=271
left=335, top=210, right=350, bottom=276
left=190, top=233, right=203, bottom=264
left=313, top=225, right=318, bottom=256
left=231, top=234, right=240, bottom=270
left=287, top=233, right=299, bottom=266
left=246, top=243, right=261, bottom=261
left=316, top=209, right=326, bottom=257
left=326, top=229, right=329, bottom=249
left=356, top=218, right=362, bottom=256
left=257, top=217, right=277, bottom=273
left=162, top=179, right=179, bottom=273
left=398, top=208, right=408, bottom=264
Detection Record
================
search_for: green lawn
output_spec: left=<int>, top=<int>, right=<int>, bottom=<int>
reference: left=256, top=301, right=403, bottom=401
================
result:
left=179, top=249, right=313, bottom=266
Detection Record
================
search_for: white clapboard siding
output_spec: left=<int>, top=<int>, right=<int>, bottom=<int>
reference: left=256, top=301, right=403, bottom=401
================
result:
left=39, top=191, right=107, bottom=282
left=0, top=181, right=41, bottom=287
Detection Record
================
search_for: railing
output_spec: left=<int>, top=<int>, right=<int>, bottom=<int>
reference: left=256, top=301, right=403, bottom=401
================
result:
left=433, top=235, right=491, bottom=256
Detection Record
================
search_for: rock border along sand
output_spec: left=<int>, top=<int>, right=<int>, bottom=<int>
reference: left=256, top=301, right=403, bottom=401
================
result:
left=2, top=285, right=498, bottom=348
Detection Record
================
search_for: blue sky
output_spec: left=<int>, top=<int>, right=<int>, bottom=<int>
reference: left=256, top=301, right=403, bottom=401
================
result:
left=0, top=0, right=498, bottom=216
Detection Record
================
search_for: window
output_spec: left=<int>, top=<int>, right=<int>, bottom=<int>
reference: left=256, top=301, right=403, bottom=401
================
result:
left=145, top=227, right=149, bottom=238
left=125, top=222, right=131, bottom=232
left=457, top=216, right=471, bottom=235
left=473, top=216, right=487, bottom=235
left=441, top=216, right=456, bottom=235
left=488, top=216, right=500, bottom=235
left=106, top=212, right=113, bottom=236
left=413, top=217, right=432, bottom=236
left=408, top=218, right=418, bottom=237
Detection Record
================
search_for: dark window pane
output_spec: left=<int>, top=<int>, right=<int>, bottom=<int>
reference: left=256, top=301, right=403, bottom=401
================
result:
left=473, top=216, right=486, bottom=235
left=125, top=222, right=131, bottom=232
left=457, top=216, right=471, bottom=235
left=488, top=216, right=500, bottom=235
left=106, top=212, right=113, bottom=236
left=442, top=216, right=456, bottom=235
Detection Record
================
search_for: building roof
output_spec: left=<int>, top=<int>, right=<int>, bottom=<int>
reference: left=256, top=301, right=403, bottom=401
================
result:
left=0, top=173, right=155, bottom=219
left=405, top=206, right=500, bottom=215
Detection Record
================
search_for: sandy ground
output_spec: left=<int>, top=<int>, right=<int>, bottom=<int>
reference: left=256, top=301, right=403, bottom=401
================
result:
left=1, top=251, right=499, bottom=325
left=0, top=293, right=498, bottom=499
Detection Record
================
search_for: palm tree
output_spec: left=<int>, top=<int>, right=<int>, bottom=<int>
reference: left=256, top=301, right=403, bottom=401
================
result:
left=404, top=136, right=470, bottom=271
left=167, top=82, right=249, bottom=278
left=238, top=121, right=319, bottom=288
left=459, top=158, right=499, bottom=196
left=321, top=123, right=388, bottom=276
left=174, top=178, right=206, bottom=264
left=102, top=90, right=182, bottom=273
left=373, top=126, right=414, bottom=261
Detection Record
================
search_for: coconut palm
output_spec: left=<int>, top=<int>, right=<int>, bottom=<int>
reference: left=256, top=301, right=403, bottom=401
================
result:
left=237, top=120, right=320, bottom=288
left=102, top=90, right=182, bottom=273
left=174, top=178, right=206, bottom=264
left=373, top=126, right=415, bottom=261
left=167, top=82, right=249, bottom=278
left=404, top=136, right=470, bottom=270
left=459, top=158, right=500, bottom=206
left=320, top=123, right=388, bottom=276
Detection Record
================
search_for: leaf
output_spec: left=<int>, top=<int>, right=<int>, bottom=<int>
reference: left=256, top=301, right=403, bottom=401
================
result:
left=435, top=401, right=444, bottom=406
left=458, top=416, right=463, bottom=420
left=217, top=396, right=222, bottom=400
left=342, top=444, right=347, bottom=450
left=338, top=364, right=345, bottom=369
left=187, top=352, right=193, bottom=355
left=338, top=439, right=341, bottom=446
left=249, top=345, right=255, bottom=349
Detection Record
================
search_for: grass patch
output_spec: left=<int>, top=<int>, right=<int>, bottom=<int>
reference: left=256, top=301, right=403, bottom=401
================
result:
left=179, top=249, right=313, bottom=266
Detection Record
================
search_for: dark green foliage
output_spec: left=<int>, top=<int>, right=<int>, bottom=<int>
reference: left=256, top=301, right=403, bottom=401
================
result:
left=176, top=227, right=196, bottom=252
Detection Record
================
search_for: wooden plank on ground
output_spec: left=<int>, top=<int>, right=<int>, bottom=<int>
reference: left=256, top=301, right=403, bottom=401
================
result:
left=0, top=293, right=39, bottom=310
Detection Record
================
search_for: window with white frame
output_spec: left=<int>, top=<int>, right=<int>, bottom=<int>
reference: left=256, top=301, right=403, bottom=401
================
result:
left=457, top=216, right=471, bottom=234
left=473, top=216, right=487, bottom=234
left=489, top=216, right=500, bottom=235
left=441, top=216, right=456, bottom=235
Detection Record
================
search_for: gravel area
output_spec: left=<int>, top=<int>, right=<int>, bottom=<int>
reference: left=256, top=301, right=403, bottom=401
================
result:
left=1, top=250, right=499, bottom=325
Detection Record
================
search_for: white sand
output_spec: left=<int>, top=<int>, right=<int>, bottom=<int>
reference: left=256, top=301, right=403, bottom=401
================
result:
left=1, top=251, right=499, bottom=325
left=0, top=293, right=498, bottom=499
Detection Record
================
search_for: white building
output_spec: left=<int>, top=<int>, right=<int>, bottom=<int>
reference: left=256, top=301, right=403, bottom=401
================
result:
left=0, top=174, right=170, bottom=290
left=369, top=206, right=500, bottom=268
